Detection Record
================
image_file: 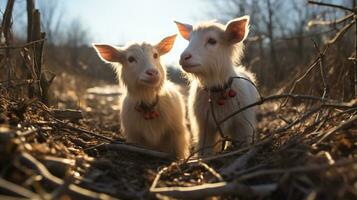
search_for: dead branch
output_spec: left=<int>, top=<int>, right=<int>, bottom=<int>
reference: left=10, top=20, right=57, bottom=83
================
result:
left=313, top=41, right=329, bottom=99
left=149, top=163, right=276, bottom=199
left=0, top=178, right=38, bottom=199
left=308, top=13, right=354, bottom=27
left=0, top=195, right=28, bottom=200
left=327, top=20, right=355, bottom=44
left=198, top=162, right=223, bottom=181
left=283, top=43, right=330, bottom=107
left=314, top=114, right=357, bottom=145
left=188, top=137, right=273, bottom=163
left=220, top=145, right=262, bottom=178
left=52, top=109, right=83, bottom=121
left=237, top=158, right=357, bottom=181
left=101, top=143, right=172, bottom=160
left=150, top=181, right=277, bottom=199
left=218, top=93, right=346, bottom=126
left=308, top=1, right=355, bottom=12
left=274, top=105, right=322, bottom=134
left=54, top=119, right=114, bottom=142
left=18, top=152, right=118, bottom=200
left=0, top=39, right=46, bottom=50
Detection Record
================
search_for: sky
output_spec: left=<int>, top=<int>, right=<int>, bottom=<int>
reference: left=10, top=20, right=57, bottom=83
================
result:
left=1, top=0, right=214, bottom=66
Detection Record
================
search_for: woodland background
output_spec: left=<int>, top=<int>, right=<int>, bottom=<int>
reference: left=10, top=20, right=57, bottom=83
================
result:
left=0, top=0, right=356, bottom=199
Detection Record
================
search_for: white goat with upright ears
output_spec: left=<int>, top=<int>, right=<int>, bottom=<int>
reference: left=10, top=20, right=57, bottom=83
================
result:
left=93, top=35, right=190, bottom=159
left=174, top=16, right=259, bottom=156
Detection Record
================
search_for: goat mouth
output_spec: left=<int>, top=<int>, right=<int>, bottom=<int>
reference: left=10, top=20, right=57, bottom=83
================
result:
left=140, top=78, right=160, bottom=86
left=181, top=64, right=200, bottom=70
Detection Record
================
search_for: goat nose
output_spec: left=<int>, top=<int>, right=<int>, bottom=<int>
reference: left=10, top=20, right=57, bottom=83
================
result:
left=146, top=69, right=159, bottom=76
left=181, top=53, right=192, bottom=61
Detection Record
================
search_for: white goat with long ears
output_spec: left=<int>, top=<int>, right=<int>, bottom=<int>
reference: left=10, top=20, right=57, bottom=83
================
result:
left=93, top=35, right=190, bottom=159
left=174, top=16, right=258, bottom=156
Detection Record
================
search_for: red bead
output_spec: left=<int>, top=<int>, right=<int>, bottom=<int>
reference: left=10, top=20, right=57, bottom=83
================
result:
left=152, top=111, right=160, bottom=118
left=217, top=98, right=225, bottom=106
left=228, top=89, right=236, bottom=97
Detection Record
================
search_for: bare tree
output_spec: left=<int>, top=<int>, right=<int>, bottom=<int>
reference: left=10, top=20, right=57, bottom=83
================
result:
left=65, top=19, right=90, bottom=66
left=37, top=0, right=63, bottom=44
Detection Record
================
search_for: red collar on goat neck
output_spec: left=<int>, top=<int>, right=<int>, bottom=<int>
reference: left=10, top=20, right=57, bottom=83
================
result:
left=134, top=95, right=160, bottom=120
left=204, top=77, right=237, bottom=106
left=203, top=77, right=234, bottom=93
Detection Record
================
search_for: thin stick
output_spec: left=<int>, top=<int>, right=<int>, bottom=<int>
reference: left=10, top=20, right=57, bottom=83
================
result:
left=18, top=152, right=119, bottom=200
left=150, top=181, right=277, bottom=199
left=54, top=118, right=114, bottom=142
left=0, top=178, right=38, bottom=199
left=0, top=39, right=46, bottom=49
left=188, top=136, right=273, bottom=163
left=101, top=143, right=172, bottom=159
left=313, top=41, right=329, bottom=100
left=199, top=162, right=223, bottom=181
left=327, top=21, right=355, bottom=45
left=314, top=114, right=357, bottom=145
left=221, top=146, right=261, bottom=177
left=237, top=158, right=357, bottom=181
left=308, top=13, right=354, bottom=27
left=308, top=1, right=355, bottom=12
left=219, top=94, right=336, bottom=126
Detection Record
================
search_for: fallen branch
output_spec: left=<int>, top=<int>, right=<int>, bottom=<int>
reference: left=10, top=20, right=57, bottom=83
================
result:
left=56, top=119, right=114, bottom=142
left=100, top=143, right=172, bottom=160
left=314, top=114, right=357, bottom=145
left=237, top=158, right=357, bottom=181
left=0, top=178, right=38, bottom=199
left=18, top=152, right=118, bottom=200
left=52, top=109, right=83, bottom=121
left=150, top=181, right=277, bottom=199
left=198, top=162, right=223, bottom=181
left=220, top=146, right=261, bottom=178
left=188, top=136, right=273, bottom=163
left=219, top=94, right=343, bottom=126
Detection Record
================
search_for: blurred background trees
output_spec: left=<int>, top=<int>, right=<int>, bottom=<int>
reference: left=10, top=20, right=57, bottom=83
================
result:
left=1, top=0, right=356, bottom=105
left=207, top=0, right=355, bottom=101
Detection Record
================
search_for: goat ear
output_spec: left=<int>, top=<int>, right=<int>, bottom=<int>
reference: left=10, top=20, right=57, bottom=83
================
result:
left=155, top=34, right=177, bottom=55
left=92, top=44, right=124, bottom=63
left=173, top=21, right=192, bottom=40
left=224, top=16, right=250, bottom=44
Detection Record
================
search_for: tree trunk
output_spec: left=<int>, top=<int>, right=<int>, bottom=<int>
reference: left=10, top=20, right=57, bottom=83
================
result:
left=266, top=0, right=279, bottom=86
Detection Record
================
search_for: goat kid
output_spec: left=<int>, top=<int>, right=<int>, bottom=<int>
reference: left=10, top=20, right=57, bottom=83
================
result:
left=174, top=16, right=258, bottom=156
left=93, top=35, right=190, bottom=159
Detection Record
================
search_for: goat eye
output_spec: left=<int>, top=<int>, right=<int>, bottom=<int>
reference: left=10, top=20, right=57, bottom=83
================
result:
left=207, top=38, right=217, bottom=45
left=128, top=56, right=136, bottom=63
left=153, top=53, right=158, bottom=59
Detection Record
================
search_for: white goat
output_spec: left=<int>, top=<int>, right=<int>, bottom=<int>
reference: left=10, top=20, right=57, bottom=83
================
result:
left=93, top=35, right=190, bottom=159
left=174, top=16, right=258, bottom=156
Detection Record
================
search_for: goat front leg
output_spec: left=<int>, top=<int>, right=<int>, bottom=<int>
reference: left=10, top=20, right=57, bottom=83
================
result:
left=196, top=122, right=221, bottom=157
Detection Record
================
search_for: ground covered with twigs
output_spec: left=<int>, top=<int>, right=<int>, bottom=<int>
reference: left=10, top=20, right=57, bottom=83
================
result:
left=0, top=81, right=356, bottom=200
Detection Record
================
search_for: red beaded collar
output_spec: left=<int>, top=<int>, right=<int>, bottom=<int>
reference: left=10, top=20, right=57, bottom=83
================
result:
left=134, top=95, right=160, bottom=120
left=204, top=77, right=237, bottom=106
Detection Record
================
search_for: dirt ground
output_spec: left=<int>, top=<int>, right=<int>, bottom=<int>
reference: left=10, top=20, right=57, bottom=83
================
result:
left=0, top=76, right=356, bottom=199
